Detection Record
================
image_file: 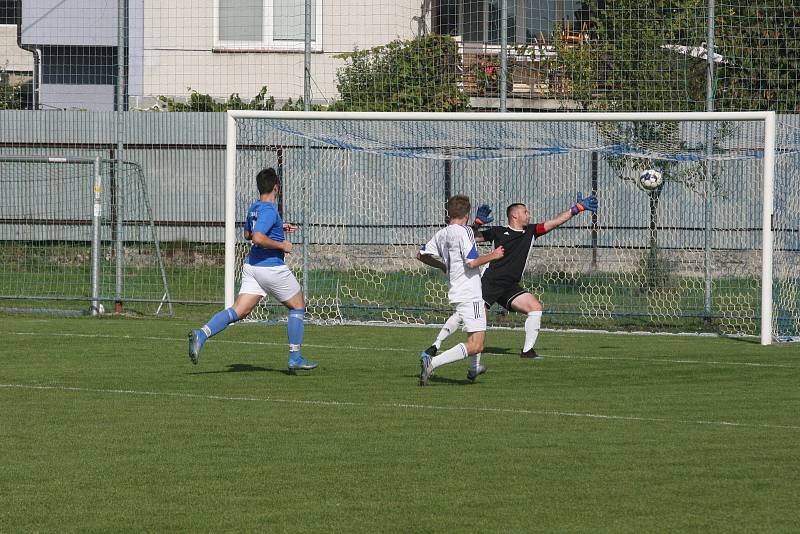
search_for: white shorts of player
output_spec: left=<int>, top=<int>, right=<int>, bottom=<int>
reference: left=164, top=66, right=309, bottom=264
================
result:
left=454, top=300, right=486, bottom=333
left=239, top=263, right=302, bottom=303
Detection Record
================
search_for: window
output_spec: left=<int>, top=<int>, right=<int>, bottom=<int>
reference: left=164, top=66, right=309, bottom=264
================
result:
left=434, top=1, right=582, bottom=44
left=215, top=0, right=322, bottom=51
left=41, top=46, right=117, bottom=85
left=0, top=0, right=20, bottom=25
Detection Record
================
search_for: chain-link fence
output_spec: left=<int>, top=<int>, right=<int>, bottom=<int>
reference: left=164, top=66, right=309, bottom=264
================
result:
left=1, top=1, right=798, bottom=331
left=1, top=2, right=798, bottom=113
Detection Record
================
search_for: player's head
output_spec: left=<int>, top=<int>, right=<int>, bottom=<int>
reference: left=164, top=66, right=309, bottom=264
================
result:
left=256, top=167, right=280, bottom=195
left=446, top=194, right=471, bottom=221
left=506, top=203, right=530, bottom=225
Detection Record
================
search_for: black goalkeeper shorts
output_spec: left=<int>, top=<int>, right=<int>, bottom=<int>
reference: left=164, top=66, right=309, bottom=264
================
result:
left=481, top=280, right=529, bottom=311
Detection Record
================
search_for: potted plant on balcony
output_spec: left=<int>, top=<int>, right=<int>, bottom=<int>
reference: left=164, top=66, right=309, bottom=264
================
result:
left=473, top=60, right=514, bottom=96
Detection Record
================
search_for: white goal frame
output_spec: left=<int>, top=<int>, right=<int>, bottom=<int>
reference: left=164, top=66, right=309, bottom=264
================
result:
left=224, top=110, right=777, bottom=345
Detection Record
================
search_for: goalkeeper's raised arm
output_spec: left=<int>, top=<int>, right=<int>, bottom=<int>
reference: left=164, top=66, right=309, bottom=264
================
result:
left=541, top=192, right=598, bottom=233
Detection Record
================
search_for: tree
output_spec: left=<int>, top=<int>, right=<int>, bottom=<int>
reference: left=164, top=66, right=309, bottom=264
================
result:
left=714, top=3, right=800, bottom=112
left=556, top=0, right=709, bottom=113
left=554, top=1, right=719, bottom=292
left=559, top=0, right=800, bottom=112
left=332, top=34, right=469, bottom=112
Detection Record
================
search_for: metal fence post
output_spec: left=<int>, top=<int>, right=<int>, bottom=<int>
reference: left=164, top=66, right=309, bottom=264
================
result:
left=90, top=157, right=103, bottom=315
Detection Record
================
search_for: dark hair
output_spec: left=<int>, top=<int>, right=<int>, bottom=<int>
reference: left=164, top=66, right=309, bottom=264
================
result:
left=446, top=194, right=471, bottom=220
left=506, top=203, right=525, bottom=220
left=256, top=167, right=280, bottom=195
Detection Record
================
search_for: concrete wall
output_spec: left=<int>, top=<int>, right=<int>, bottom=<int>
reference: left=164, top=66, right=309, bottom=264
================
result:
left=0, top=25, right=32, bottom=72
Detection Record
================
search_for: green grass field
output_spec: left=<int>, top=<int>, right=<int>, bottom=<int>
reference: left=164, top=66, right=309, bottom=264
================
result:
left=2, top=314, right=800, bottom=532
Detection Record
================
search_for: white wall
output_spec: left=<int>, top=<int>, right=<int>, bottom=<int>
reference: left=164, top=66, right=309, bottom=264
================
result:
left=2, top=0, right=428, bottom=107
left=139, top=0, right=424, bottom=104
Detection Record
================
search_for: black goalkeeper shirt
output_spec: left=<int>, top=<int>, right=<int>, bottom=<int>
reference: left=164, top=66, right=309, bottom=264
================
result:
left=478, top=223, right=548, bottom=285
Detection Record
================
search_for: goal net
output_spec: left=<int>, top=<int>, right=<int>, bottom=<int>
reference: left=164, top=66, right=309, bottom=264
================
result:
left=0, top=156, right=172, bottom=316
left=225, top=111, right=798, bottom=345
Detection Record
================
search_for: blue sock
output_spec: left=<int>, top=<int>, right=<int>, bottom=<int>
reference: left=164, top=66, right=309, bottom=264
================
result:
left=288, top=309, right=304, bottom=359
left=197, top=307, right=238, bottom=343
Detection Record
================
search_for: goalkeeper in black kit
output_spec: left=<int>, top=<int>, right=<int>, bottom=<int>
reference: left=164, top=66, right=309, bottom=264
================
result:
left=421, top=193, right=598, bottom=361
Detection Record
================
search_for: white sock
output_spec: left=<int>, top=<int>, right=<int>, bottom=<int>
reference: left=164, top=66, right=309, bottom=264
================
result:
left=469, top=353, right=481, bottom=371
left=430, top=342, right=468, bottom=370
left=434, top=313, right=461, bottom=349
left=523, top=311, right=542, bottom=352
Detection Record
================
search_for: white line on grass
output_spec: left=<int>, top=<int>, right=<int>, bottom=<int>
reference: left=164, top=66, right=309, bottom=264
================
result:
left=9, top=331, right=800, bottom=369
left=2, top=382, right=799, bottom=432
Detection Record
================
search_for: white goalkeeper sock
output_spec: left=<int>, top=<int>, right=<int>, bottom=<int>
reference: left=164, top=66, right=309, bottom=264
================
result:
left=523, top=311, right=542, bottom=352
left=469, top=353, right=481, bottom=371
left=430, top=342, right=467, bottom=370
left=434, top=313, right=461, bottom=349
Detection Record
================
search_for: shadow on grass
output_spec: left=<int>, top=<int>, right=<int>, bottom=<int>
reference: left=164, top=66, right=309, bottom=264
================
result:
left=188, top=363, right=297, bottom=376
left=412, top=373, right=474, bottom=386
left=408, top=375, right=473, bottom=385
left=483, top=346, right=515, bottom=355
left=720, top=335, right=762, bottom=345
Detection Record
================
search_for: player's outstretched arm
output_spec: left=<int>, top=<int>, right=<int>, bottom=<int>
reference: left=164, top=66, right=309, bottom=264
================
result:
left=466, top=245, right=504, bottom=269
left=542, top=192, right=598, bottom=233
left=417, top=252, right=447, bottom=273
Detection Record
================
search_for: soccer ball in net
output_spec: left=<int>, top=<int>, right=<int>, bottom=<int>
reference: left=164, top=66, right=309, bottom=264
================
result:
left=639, top=169, right=664, bottom=191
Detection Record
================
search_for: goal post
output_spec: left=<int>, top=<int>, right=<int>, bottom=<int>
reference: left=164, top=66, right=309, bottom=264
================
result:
left=225, top=110, right=785, bottom=345
left=761, top=111, right=777, bottom=346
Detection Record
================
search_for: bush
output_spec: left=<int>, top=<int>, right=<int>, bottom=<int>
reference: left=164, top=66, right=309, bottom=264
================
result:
left=153, top=86, right=324, bottom=112
left=0, top=66, right=24, bottom=110
left=333, top=34, right=469, bottom=112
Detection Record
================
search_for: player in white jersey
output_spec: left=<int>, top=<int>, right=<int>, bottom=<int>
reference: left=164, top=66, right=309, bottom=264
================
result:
left=416, top=195, right=504, bottom=385
left=188, top=167, right=317, bottom=372
left=421, top=194, right=597, bottom=360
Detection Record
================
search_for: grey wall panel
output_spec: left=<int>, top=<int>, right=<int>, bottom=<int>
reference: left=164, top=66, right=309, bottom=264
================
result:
left=40, top=85, right=116, bottom=111
left=22, top=0, right=119, bottom=46
left=0, top=112, right=796, bottom=253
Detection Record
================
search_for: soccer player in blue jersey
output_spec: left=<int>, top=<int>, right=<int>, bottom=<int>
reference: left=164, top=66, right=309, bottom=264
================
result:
left=188, top=167, right=316, bottom=371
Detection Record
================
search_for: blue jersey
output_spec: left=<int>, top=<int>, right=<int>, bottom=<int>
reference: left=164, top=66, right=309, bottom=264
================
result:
left=244, top=201, right=286, bottom=267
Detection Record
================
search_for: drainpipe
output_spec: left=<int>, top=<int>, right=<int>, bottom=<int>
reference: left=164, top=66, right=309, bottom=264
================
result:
left=15, top=0, right=39, bottom=109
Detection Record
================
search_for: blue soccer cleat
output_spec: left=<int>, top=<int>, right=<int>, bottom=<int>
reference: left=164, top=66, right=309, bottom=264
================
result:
left=188, top=330, right=203, bottom=365
left=467, top=364, right=487, bottom=382
left=288, top=355, right=317, bottom=371
left=419, top=355, right=433, bottom=386
left=420, top=345, right=437, bottom=359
